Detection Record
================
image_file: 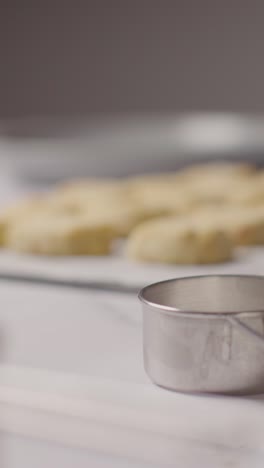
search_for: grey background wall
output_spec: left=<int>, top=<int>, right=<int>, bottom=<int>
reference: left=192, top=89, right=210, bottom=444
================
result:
left=1, top=1, right=264, bottom=118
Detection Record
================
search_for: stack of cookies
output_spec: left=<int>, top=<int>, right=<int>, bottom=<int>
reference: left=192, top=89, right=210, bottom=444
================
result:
left=1, top=162, right=263, bottom=264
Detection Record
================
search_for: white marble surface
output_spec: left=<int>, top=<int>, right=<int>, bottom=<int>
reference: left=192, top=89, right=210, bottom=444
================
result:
left=0, top=282, right=264, bottom=467
left=0, top=168, right=264, bottom=467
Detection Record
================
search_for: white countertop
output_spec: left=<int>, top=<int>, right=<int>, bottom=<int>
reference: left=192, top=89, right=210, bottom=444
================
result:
left=0, top=283, right=264, bottom=468
left=0, top=168, right=264, bottom=468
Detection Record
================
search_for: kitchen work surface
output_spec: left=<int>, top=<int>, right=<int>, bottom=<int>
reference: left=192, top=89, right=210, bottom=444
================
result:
left=0, top=278, right=264, bottom=468
left=0, top=166, right=263, bottom=466
left=0, top=246, right=263, bottom=291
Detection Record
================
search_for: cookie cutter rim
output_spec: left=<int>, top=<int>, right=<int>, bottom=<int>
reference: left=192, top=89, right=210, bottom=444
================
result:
left=139, top=274, right=264, bottom=393
left=139, top=274, right=264, bottom=345
left=139, top=274, right=264, bottom=316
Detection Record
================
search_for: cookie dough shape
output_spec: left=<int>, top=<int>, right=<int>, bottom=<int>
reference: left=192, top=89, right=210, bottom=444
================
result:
left=48, top=185, right=168, bottom=237
left=0, top=197, right=45, bottom=246
left=228, top=177, right=264, bottom=206
left=176, top=162, right=256, bottom=204
left=7, top=211, right=115, bottom=255
left=191, top=206, right=264, bottom=246
left=126, top=176, right=195, bottom=216
left=126, top=216, right=233, bottom=264
left=79, top=202, right=163, bottom=237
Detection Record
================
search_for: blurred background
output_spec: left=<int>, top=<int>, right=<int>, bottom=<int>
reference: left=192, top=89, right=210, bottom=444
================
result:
left=1, top=1, right=264, bottom=118
left=0, top=0, right=264, bottom=118
left=0, top=1, right=264, bottom=185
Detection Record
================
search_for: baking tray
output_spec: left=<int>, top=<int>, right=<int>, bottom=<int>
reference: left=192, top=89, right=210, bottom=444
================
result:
left=0, top=246, right=263, bottom=294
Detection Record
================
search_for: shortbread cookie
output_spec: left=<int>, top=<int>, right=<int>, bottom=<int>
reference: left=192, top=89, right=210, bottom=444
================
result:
left=125, top=173, right=193, bottom=214
left=189, top=206, right=264, bottom=246
left=126, top=163, right=254, bottom=208
left=228, top=207, right=264, bottom=245
left=126, top=216, right=233, bottom=264
left=127, top=178, right=195, bottom=215
left=91, top=200, right=171, bottom=237
left=228, top=178, right=264, bottom=206
left=175, top=163, right=255, bottom=204
left=7, top=211, right=115, bottom=255
left=0, top=197, right=45, bottom=245
left=181, top=174, right=254, bottom=205
left=47, top=185, right=168, bottom=237
left=6, top=198, right=166, bottom=254
left=75, top=203, right=159, bottom=237
left=0, top=194, right=92, bottom=246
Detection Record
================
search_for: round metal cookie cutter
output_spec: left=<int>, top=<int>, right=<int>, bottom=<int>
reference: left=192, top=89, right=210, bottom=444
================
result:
left=139, top=275, right=264, bottom=395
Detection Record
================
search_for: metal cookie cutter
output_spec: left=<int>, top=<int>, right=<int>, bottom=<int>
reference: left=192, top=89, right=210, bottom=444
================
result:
left=139, top=275, right=264, bottom=395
